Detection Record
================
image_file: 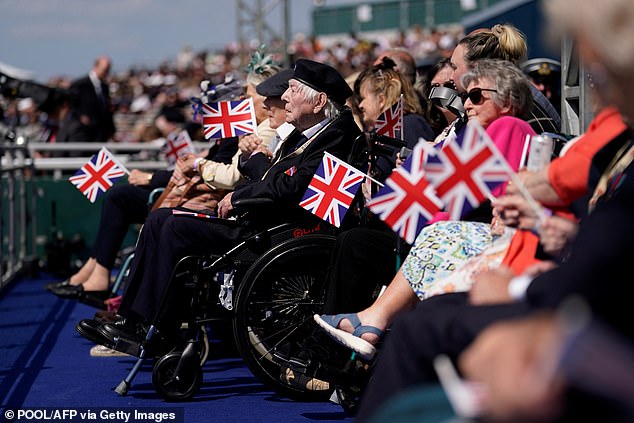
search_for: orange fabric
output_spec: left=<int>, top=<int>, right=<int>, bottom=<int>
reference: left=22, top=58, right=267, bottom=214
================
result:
left=548, top=106, right=628, bottom=204
left=501, top=229, right=542, bottom=275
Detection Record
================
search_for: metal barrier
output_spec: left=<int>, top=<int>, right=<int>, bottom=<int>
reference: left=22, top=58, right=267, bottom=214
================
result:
left=1, top=138, right=214, bottom=289
left=1, top=141, right=36, bottom=289
left=25, top=141, right=210, bottom=178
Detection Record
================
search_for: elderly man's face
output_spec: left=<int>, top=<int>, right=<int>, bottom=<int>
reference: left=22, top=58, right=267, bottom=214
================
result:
left=281, top=79, right=320, bottom=130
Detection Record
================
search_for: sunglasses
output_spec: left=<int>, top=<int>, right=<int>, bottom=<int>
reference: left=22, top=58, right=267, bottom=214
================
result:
left=462, top=88, right=498, bottom=105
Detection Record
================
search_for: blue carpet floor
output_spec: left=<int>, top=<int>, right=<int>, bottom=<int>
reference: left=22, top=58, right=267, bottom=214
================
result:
left=0, top=274, right=353, bottom=423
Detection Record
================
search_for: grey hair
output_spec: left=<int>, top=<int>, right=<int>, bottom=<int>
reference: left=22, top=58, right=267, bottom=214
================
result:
left=461, top=58, right=532, bottom=118
left=296, top=80, right=343, bottom=119
left=246, top=64, right=282, bottom=87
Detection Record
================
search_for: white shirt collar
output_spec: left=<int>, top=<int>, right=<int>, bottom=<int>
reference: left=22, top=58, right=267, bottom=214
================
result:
left=302, top=117, right=331, bottom=140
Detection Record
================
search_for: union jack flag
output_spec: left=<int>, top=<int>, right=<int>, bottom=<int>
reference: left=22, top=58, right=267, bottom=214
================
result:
left=69, top=147, right=128, bottom=203
left=367, top=142, right=443, bottom=244
left=375, top=96, right=403, bottom=139
left=162, top=130, right=195, bottom=168
left=423, top=120, right=514, bottom=220
left=201, top=97, right=257, bottom=140
left=300, top=152, right=365, bottom=228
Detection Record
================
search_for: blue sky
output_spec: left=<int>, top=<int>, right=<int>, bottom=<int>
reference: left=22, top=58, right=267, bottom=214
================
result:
left=1, top=0, right=358, bottom=82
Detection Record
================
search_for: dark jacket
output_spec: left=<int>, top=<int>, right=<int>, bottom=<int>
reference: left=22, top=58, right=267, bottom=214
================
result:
left=232, top=109, right=361, bottom=223
left=57, top=75, right=115, bottom=142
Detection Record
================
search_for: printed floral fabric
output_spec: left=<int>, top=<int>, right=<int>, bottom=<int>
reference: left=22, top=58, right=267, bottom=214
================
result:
left=401, top=221, right=493, bottom=300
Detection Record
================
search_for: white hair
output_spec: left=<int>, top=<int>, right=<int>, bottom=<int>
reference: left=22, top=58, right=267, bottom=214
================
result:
left=295, top=80, right=343, bottom=119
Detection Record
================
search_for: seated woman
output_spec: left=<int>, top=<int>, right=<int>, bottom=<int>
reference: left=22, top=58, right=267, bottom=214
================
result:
left=315, top=58, right=536, bottom=360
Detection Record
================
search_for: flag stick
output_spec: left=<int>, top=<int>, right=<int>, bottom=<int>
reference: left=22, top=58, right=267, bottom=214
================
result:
left=474, top=123, right=545, bottom=221
left=508, top=171, right=547, bottom=221
left=102, top=147, right=130, bottom=175
left=520, top=134, right=531, bottom=168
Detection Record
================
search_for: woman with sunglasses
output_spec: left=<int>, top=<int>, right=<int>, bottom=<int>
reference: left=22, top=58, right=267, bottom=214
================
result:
left=314, top=59, right=536, bottom=361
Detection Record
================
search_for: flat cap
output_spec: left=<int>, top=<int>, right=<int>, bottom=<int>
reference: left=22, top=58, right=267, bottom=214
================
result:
left=256, top=69, right=293, bottom=97
left=292, top=59, right=353, bottom=105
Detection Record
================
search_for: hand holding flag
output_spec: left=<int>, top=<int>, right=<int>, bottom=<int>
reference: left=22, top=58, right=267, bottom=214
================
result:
left=69, top=147, right=128, bottom=203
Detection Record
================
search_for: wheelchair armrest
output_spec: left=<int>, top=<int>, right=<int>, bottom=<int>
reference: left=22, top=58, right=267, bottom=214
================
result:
left=232, top=198, right=275, bottom=208
left=148, top=187, right=165, bottom=208
left=232, top=197, right=275, bottom=211
left=232, top=198, right=276, bottom=221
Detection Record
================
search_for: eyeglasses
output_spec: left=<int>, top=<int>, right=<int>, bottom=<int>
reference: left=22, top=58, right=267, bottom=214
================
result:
left=462, top=88, right=498, bottom=105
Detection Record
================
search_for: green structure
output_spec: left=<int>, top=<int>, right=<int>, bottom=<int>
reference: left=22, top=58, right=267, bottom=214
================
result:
left=312, top=0, right=507, bottom=35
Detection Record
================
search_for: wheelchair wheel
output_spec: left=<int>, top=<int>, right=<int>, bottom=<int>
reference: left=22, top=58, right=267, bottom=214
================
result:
left=233, top=234, right=336, bottom=401
left=152, top=351, right=203, bottom=401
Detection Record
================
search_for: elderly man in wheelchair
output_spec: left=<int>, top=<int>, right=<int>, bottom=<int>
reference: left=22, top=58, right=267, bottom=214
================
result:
left=75, top=59, right=361, bottom=400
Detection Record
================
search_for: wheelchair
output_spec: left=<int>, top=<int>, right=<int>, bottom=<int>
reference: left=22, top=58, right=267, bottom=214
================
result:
left=113, top=204, right=340, bottom=402
left=114, top=133, right=403, bottom=403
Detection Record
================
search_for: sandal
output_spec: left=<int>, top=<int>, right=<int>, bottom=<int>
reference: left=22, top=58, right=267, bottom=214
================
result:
left=314, top=313, right=383, bottom=360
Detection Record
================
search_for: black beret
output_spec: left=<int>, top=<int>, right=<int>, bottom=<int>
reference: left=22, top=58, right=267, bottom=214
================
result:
left=256, top=69, right=293, bottom=97
left=292, top=59, right=353, bottom=105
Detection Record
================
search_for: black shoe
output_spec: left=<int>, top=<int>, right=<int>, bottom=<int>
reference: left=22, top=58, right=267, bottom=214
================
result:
left=99, top=317, right=144, bottom=343
left=99, top=319, right=179, bottom=358
left=49, top=283, right=113, bottom=310
left=76, top=318, right=116, bottom=349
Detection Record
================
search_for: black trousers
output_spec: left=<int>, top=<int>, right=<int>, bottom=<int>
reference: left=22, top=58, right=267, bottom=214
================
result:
left=118, top=208, right=250, bottom=328
left=355, top=293, right=531, bottom=422
left=322, top=227, right=410, bottom=314
left=93, top=184, right=151, bottom=269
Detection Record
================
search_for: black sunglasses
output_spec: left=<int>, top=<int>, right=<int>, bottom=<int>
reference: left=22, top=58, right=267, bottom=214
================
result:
left=462, top=88, right=498, bottom=105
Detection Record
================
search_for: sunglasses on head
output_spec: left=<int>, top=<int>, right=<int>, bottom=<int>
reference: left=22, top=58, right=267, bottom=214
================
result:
left=462, top=88, right=498, bottom=105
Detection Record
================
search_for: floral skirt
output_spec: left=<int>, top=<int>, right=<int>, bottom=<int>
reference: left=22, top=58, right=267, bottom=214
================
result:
left=400, top=221, right=493, bottom=300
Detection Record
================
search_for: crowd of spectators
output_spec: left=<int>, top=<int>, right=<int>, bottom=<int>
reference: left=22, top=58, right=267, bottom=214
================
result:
left=0, top=25, right=462, bottom=146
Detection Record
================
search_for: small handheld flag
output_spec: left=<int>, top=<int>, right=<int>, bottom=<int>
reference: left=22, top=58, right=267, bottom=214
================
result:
left=423, top=120, right=514, bottom=220
left=202, top=97, right=257, bottom=140
left=375, top=96, right=403, bottom=140
left=69, top=147, right=128, bottom=203
left=300, top=152, right=365, bottom=227
left=162, top=130, right=196, bottom=168
left=367, top=142, right=443, bottom=244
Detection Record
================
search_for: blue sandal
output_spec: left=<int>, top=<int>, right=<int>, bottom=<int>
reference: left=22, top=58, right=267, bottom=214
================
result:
left=313, top=313, right=383, bottom=360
